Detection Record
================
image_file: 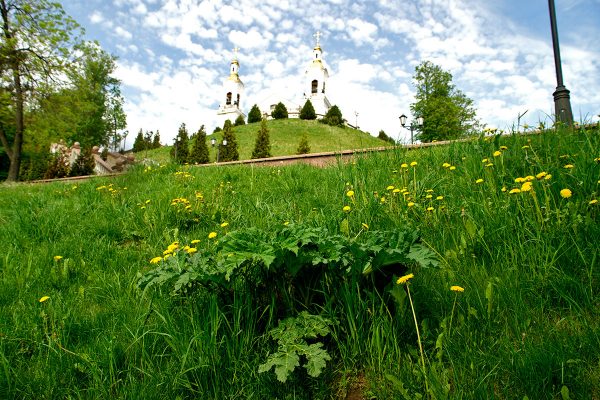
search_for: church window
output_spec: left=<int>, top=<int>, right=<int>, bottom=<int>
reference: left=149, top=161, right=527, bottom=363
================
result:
left=236, top=94, right=240, bottom=106
left=311, top=80, right=318, bottom=94
left=226, top=92, right=232, bottom=105
left=322, top=82, right=326, bottom=93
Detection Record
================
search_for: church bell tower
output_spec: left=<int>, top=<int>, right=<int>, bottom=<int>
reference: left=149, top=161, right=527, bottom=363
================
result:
left=217, top=47, right=246, bottom=127
left=304, top=31, right=331, bottom=117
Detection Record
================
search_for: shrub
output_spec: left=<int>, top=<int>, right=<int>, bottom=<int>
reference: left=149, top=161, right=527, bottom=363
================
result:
left=299, top=100, right=316, bottom=120
left=271, top=102, right=288, bottom=119
left=248, top=104, right=262, bottom=123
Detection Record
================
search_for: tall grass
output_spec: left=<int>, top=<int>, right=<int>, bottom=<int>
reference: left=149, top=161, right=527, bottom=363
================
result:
left=0, top=126, right=598, bottom=399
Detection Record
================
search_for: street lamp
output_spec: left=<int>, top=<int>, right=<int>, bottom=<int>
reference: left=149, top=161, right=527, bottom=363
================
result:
left=210, top=137, right=228, bottom=163
left=399, top=114, right=424, bottom=144
left=548, top=0, right=573, bottom=126
left=354, top=111, right=359, bottom=129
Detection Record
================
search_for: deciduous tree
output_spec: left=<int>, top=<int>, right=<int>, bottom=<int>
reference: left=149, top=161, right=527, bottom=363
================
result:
left=0, top=0, right=83, bottom=181
left=410, top=61, right=478, bottom=142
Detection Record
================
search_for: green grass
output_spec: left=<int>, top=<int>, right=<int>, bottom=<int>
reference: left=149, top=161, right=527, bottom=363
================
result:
left=0, top=127, right=599, bottom=399
left=137, top=118, right=390, bottom=164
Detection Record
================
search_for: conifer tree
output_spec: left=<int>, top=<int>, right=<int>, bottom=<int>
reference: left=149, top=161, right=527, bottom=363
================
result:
left=189, top=125, right=210, bottom=164
left=170, top=123, right=190, bottom=164
left=252, top=119, right=272, bottom=159
left=296, top=134, right=311, bottom=154
left=321, top=105, right=344, bottom=127
left=132, top=129, right=145, bottom=152
left=299, top=99, right=316, bottom=120
left=219, top=120, right=239, bottom=162
left=144, top=130, right=153, bottom=148
left=247, top=104, right=262, bottom=123
left=69, top=148, right=96, bottom=176
left=152, top=131, right=161, bottom=148
left=234, top=115, right=245, bottom=126
left=271, top=102, right=288, bottom=119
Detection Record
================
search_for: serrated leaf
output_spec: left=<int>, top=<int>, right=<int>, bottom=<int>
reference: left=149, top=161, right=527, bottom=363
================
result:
left=303, top=343, right=331, bottom=377
left=407, top=243, right=439, bottom=268
left=258, top=347, right=300, bottom=383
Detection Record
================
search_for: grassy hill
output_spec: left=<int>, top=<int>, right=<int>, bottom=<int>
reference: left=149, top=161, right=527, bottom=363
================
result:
left=1, top=126, right=598, bottom=398
left=138, top=118, right=391, bottom=164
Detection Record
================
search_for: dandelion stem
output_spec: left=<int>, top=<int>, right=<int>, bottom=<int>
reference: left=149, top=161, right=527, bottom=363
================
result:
left=406, top=284, right=429, bottom=394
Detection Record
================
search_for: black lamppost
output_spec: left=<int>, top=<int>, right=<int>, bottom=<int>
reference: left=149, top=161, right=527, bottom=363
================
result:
left=399, top=114, right=424, bottom=144
left=548, top=0, right=573, bottom=126
left=210, top=137, right=227, bottom=163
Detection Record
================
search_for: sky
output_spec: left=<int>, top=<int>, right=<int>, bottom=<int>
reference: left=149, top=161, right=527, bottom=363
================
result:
left=59, top=0, right=600, bottom=147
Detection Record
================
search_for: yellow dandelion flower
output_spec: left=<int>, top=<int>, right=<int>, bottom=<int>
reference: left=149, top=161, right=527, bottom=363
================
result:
left=386, top=185, right=395, bottom=190
left=186, top=247, right=198, bottom=255
left=482, top=158, right=489, bottom=163
left=450, top=285, right=465, bottom=292
left=589, top=199, right=598, bottom=205
left=150, top=256, right=163, bottom=264
left=39, top=296, right=50, bottom=303
left=563, top=164, right=574, bottom=169
left=522, top=145, right=530, bottom=150
left=362, top=223, right=369, bottom=230
left=536, top=172, right=547, bottom=180
left=436, top=196, right=444, bottom=200
left=380, top=197, right=386, bottom=203
left=509, top=188, right=521, bottom=194
left=163, top=254, right=171, bottom=260
left=515, top=177, right=525, bottom=183
left=427, top=207, right=434, bottom=211
left=397, top=273, right=414, bottom=285
left=501, top=187, right=507, bottom=192
left=521, top=182, right=533, bottom=192
left=544, top=174, right=552, bottom=180
left=485, top=163, right=494, bottom=167
left=410, top=161, right=417, bottom=167
left=442, top=162, right=451, bottom=168
left=560, top=188, right=572, bottom=198
left=208, top=232, right=218, bottom=239
left=346, top=190, right=355, bottom=197
left=475, top=179, right=484, bottom=184
left=493, top=151, right=501, bottom=157
left=393, top=188, right=401, bottom=193
left=191, top=239, right=200, bottom=244
left=163, top=249, right=172, bottom=255
left=401, top=163, right=409, bottom=168
left=426, top=189, right=434, bottom=193
left=145, top=199, right=151, bottom=204
left=407, top=202, right=415, bottom=207
left=53, top=255, right=63, bottom=262
left=343, top=205, right=351, bottom=212
left=449, top=166, right=456, bottom=171
left=283, top=221, right=290, bottom=226
left=500, top=146, right=508, bottom=150
left=220, top=222, right=229, bottom=228
left=426, top=194, right=432, bottom=199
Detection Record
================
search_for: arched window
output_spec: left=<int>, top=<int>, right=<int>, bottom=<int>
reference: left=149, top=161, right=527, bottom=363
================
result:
left=311, top=80, right=318, bottom=94
left=226, top=92, right=232, bottom=105
left=322, top=82, right=326, bottom=94
left=236, top=94, right=240, bottom=106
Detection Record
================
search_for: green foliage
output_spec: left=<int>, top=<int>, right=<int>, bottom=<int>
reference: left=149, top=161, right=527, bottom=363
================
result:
left=378, top=130, right=396, bottom=144
left=321, top=105, right=344, bottom=127
left=132, top=129, right=145, bottom=152
left=152, top=131, right=161, bottom=148
left=248, top=104, right=262, bottom=123
left=234, top=114, right=246, bottom=126
left=69, top=148, right=96, bottom=177
left=170, top=123, right=190, bottom=164
left=43, top=152, right=69, bottom=179
left=411, top=61, right=478, bottom=142
left=296, top=134, right=311, bottom=154
left=189, top=125, right=210, bottom=164
left=219, top=120, right=239, bottom=162
left=271, top=102, right=289, bottom=119
left=258, top=312, right=332, bottom=382
left=299, top=100, right=317, bottom=120
left=0, top=0, right=84, bottom=181
left=252, top=119, right=272, bottom=159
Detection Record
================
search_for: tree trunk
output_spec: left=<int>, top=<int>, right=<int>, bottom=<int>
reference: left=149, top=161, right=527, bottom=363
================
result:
left=1, top=0, right=25, bottom=181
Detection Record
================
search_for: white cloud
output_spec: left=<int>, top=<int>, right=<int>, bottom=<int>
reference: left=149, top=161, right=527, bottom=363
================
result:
left=347, top=18, right=378, bottom=46
left=89, top=11, right=103, bottom=24
left=114, top=26, right=133, bottom=40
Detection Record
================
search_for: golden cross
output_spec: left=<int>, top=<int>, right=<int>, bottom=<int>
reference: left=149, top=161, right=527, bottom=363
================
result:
left=314, top=31, right=322, bottom=46
left=233, top=46, right=240, bottom=57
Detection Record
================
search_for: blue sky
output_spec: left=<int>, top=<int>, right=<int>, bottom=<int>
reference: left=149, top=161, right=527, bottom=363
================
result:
left=60, top=0, right=600, bottom=146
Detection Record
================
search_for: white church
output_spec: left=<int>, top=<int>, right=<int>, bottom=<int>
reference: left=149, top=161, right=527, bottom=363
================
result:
left=216, top=32, right=332, bottom=127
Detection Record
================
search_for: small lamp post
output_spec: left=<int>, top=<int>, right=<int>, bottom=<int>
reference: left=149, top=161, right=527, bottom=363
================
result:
left=211, top=137, right=227, bottom=163
left=399, top=114, right=424, bottom=144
